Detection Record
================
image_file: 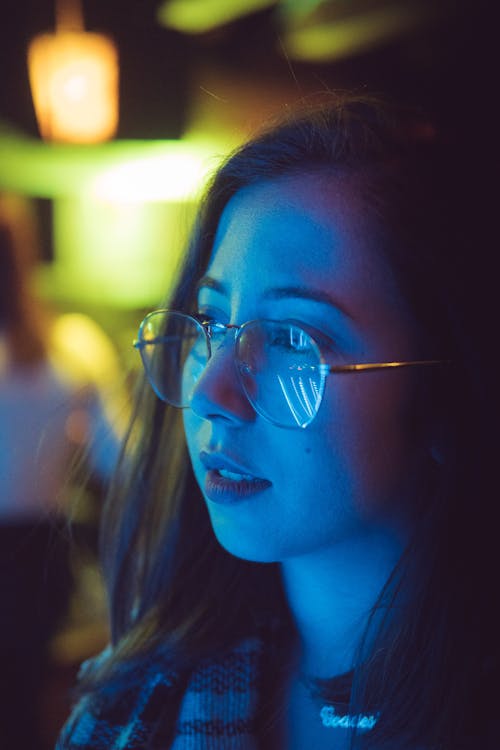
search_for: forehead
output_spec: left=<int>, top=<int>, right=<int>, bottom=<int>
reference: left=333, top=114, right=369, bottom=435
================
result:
left=203, top=174, right=407, bottom=322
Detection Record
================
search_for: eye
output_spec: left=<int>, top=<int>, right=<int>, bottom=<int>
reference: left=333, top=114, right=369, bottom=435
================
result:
left=196, top=306, right=229, bottom=326
left=194, top=313, right=216, bottom=328
left=194, top=311, right=231, bottom=353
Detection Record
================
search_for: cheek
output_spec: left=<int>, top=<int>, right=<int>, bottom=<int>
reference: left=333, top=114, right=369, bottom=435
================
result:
left=182, top=410, right=195, bottom=454
left=182, top=410, right=206, bottom=485
left=320, top=374, right=421, bottom=518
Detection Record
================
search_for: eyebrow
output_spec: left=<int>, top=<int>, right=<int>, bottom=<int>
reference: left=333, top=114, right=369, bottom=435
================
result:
left=196, top=276, right=226, bottom=295
left=196, top=276, right=352, bottom=320
left=262, top=285, right=352, bottom=319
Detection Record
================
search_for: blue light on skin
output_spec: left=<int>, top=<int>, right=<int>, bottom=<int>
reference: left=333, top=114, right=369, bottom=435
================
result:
left=182, top=174, right=434, bottom=709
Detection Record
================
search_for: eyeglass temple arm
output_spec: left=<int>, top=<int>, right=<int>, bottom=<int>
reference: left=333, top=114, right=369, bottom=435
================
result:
left=326, top=359, right=451, bottom=374
left=131, top=338, right=452, bottom=371
left=133, top=335, right=196, bottom=349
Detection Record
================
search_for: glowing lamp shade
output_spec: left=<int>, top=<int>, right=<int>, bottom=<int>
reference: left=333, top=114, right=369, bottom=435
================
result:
left=28, top=31, right=119, bottom=144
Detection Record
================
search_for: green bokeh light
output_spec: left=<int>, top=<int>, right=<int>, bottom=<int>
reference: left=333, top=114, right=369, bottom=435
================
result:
left=0, top=127, right=224, bottom=308
left=0, top=128, right=220, bottom=200
left=283, top=1, right=432, bottom=61
left=41, top=196, right=196, bottom=307
left=157, top=0, right=276, bottom=34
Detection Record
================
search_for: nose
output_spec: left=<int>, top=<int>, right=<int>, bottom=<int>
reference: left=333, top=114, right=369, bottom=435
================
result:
left=189, top=332, right=256, bottom=425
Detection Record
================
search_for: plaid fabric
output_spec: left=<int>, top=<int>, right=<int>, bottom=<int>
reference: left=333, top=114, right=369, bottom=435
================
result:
left=57, top=638, right=263, bottom=750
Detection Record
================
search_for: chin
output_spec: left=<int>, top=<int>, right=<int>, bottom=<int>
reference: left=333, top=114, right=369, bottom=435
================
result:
left=209, top=524, right=284, bottom=564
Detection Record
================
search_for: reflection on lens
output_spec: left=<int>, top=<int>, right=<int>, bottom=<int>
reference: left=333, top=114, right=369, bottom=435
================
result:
left=237, top=321, right=324, bottom=428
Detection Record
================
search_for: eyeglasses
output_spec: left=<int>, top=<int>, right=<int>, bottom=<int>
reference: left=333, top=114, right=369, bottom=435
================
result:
left=134, top=309, right=449, bottom=429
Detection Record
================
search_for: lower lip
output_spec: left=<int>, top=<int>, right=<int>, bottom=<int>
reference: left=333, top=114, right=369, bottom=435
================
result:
left=204, top=469, right=272, bottom=505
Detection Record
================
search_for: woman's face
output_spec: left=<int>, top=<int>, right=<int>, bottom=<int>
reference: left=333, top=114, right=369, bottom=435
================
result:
left=183, top=173, right=429, bottom=562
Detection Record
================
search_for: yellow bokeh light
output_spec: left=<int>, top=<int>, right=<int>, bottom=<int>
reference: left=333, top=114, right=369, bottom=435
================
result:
left=28, top=31, right=119, bottom=144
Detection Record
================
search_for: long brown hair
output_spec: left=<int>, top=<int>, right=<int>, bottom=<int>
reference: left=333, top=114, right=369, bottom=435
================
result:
left=91, top=95, right=497, bottom=748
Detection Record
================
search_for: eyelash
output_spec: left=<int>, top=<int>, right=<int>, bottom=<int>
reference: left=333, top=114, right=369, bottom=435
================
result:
left=195, top=309, right=223, bottom=325
left=196, top=310, right=338, bottom=354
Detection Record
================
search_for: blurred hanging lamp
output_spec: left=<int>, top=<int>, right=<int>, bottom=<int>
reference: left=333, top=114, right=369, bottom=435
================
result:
left=27, top=0, right=119, bottom=143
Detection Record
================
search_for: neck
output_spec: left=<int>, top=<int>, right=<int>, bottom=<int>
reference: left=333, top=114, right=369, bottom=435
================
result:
left=281, top=526, right=407, bottom=678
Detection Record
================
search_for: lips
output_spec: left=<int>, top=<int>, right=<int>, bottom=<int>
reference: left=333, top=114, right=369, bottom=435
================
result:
left=200, top=450, right=272, bottom=504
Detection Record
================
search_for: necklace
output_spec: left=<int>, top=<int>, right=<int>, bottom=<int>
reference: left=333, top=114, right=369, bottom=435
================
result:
left=300, top=671, right=379, bottom=732
left=320, top=704, right=379, bottom=731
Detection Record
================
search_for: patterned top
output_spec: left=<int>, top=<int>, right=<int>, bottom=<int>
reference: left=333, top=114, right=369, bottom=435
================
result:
left=57, top=638, right=264, bottom=750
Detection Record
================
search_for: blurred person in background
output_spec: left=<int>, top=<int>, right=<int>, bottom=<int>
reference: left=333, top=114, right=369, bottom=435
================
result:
left=0, top=192, right=123, bottom=749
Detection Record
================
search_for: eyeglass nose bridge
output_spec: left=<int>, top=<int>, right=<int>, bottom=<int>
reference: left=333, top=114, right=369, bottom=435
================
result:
left=194, top=320, right=248, bottom=390
left=202, top=320, right=242, bottom=359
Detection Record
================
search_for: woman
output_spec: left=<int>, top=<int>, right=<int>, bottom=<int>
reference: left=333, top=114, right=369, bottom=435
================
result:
left=57, top=95, right=497, bottom=749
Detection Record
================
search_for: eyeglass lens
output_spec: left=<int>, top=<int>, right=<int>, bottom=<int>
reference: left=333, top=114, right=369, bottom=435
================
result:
left=139, top=312, right=326, bottom=428
left=236, top=320, right=324, bottom=427
left=139, top=312, right=208, bottom=407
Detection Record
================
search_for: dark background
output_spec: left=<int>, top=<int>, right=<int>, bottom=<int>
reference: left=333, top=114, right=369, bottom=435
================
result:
left=0, top=0, right=494, bottom=142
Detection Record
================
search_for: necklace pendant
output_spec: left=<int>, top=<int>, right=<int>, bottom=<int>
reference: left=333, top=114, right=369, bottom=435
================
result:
left=320, top=704, right=379, bottom=731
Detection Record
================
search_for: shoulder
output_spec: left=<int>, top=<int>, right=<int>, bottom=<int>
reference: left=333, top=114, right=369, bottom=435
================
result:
left=184, top=635, right=264, bottom=690
left=168, top=637, right=265, bottom=749
left=57, top=637, right=266, bottom=750
left=57, top=645, right=181, bottom=749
